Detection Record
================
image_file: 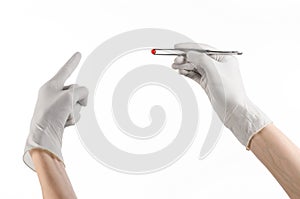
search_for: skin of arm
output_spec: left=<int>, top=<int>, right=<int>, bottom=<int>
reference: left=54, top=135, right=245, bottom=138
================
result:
left=30, top=149, right=77, bottom=199
left=249, top=124, right=300, bottom=199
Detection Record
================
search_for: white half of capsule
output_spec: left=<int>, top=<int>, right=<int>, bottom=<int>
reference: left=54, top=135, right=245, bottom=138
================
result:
left=153, top=49, right=185, bottom=55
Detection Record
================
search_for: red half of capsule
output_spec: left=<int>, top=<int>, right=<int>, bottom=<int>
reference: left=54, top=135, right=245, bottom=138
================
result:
left=151, top=49, right=156, bottom=55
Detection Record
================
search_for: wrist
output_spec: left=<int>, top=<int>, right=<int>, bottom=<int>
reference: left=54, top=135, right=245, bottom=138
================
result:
left=30, top=148, right=64, bottom=167
left=24, top=125, right=64, bottom=171
left=225, top=99, right=272, bottom=148
left=30, top=148, right=62, bottom=161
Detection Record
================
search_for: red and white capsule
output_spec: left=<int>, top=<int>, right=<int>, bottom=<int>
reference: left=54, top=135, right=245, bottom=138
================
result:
left=151, top=49, right=185, bottom=56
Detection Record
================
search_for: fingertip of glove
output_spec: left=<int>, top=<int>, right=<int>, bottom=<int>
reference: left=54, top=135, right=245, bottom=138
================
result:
left=74, top=52, right=82, bottom=58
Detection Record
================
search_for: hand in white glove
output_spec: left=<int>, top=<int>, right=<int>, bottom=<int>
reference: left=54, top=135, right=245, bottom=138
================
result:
left=23, top=52, right=89, bottom=171
left=172, top=43, right=271, bottom=148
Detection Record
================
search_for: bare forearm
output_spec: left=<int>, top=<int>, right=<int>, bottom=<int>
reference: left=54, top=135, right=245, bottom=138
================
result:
left=30, top=149, right=76, bottom=199
left=249, top=124, right=300, bottom=199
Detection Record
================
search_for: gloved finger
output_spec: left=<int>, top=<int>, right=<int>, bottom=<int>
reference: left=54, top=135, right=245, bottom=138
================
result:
left=183, top=70, right=202, bottom=80
left=174, top=55, right=186, bottom=64
left=68, top=102, right=82, bottom=121
left=65, top=103, right=82, bottom=127
left=174, top=43, right=222, bottom=61
left=172, top=63, right=196, bottom=70
left=72, top=86, right=89, bottom=106
left=65, top=84, right=89, bottom=106
left=186, top=51, right=216, bottom=75
left=178, top=69, right=202, bottom=84
left=178, top=69, right=190, bottom=75
left=50, top=52, right=81, bottom=88
left=65, top=113, right=81, bottom=127
left=178, top=69, right=200, bottom=77
left=73, top=102, right=82, bottom=115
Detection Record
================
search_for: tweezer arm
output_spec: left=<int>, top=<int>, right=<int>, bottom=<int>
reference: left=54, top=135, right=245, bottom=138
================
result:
left=153, top=48, right=243, bottom=55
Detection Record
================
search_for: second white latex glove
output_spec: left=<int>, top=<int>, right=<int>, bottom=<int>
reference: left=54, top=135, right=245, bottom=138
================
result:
left=23, top=52, right=89, bottom=171
left=172, top=43, right=271, bottom=148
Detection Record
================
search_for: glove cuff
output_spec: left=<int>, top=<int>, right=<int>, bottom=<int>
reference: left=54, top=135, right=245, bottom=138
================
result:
left=23, top=125, right=63, bottom=171
left=225, top=99, right=272, bottom=148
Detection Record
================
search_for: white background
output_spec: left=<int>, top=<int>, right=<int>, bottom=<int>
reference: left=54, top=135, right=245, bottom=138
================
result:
left=1, top=0, right=300, bottom=198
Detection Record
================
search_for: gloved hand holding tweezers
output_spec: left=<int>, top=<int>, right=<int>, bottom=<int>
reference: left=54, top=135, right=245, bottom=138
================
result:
left=171, top=43, right=271, bottom=148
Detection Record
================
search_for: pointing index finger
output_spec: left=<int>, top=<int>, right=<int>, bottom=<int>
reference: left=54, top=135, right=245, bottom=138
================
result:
left=50, top=52, right=81, bottom=88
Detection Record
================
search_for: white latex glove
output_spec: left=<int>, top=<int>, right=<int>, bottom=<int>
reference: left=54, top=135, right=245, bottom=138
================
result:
left=172, top=43, right=271, bottom=148
left=23, top=52, right=89, bottom=171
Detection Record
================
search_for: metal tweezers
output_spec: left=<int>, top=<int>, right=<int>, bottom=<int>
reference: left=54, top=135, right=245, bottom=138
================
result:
left=151, top=48, right=243, bottom=56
